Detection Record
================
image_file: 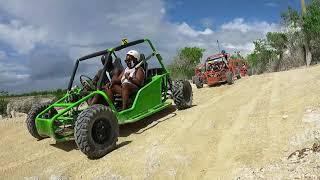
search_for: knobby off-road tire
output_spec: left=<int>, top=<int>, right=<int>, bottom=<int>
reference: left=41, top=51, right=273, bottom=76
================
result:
left=226, top=71, right=234, bottom=85
left=172, top=80, right=193, bottom=110
left=74, top=104, right=119, bottom=159
left=26, top=102, right=57, bottom=140
left=194, top=76, right=203, bottom=89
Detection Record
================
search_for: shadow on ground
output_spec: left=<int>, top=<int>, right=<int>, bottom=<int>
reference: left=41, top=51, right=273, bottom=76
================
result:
left=119, top=105, right=177, bottom=137
left=50, top=140, right=132, bottom=153
left=50, top=140, right=78, bottom=152
left=50, top=105, right=178, bottom=152
left=208, top=81, right=228, bottom=87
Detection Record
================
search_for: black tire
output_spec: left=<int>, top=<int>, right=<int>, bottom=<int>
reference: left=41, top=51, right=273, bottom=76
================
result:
left=194, top=76, right=203, bottom=89
left=74, top=104, right=119, bottom=159
left=226, top=71, right=234, bottom=85
left=26, top=102, right=56, bottom=140
left=172, top=80, right=193, bottom=110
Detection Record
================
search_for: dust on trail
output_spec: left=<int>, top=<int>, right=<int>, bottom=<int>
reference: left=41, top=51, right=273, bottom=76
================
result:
left=1, top=65, right=320, bottom=179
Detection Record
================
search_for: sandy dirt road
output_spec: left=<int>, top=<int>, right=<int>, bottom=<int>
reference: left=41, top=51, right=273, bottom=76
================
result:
left=1, top=65, right=320, bottom=179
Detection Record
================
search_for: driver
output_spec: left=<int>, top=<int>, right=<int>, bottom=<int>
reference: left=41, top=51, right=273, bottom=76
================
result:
left=92, top=54, right=114, bottom=87
left=87, top=54, right=114, bottom=105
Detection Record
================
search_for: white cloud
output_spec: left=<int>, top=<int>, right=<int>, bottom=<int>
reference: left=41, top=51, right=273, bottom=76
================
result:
left=177, top=22, right=213, bottom=37
left=0, top=20, right=47, bottom=54
left=160, top=8, right=166, bottom=14
left=222, top=42, right=255, bottom=55
left=221, top=18, right=279, bottom=34
left=265, top=2, right=278, bottom=7
left=0, top=0, right=281, bottom=92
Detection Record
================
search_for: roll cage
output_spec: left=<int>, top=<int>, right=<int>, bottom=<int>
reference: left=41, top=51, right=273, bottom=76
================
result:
left=67, top=39, right=168, bottom=91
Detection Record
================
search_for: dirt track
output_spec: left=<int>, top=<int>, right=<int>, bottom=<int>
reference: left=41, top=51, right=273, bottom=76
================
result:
left=1, top=66, right=320, bottom=179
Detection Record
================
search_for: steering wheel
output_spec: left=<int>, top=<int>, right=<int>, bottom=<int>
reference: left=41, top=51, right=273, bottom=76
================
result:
left=80, top=75, right=96, bottom=91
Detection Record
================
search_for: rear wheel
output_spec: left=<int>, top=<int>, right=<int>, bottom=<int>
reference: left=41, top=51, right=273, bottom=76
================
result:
left=26, top=102, right=57, bottom=140
left=226, top=71, right=234, bottom=85
left=194, top=76, right=203, bottom=89
left=74, top=104, right=119, bottom=159
left=172, top=80, right=193, bottom=110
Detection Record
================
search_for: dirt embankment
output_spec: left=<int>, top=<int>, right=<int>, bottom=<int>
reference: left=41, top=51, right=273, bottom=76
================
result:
left=1, top=65, right=320, bottom=179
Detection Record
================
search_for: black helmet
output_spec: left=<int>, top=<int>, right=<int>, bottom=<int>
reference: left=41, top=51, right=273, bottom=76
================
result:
left=221, top=50, right=226, bottom=54
left=101, top=54, right=114, bottom=72
left=101, top=54, right=113, bottom=66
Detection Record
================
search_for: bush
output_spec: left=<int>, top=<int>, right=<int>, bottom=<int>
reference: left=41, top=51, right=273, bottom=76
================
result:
left=0, top=97, right=9, bottom=115
left=5, top=88, right=67, bottom=99
left=168, top=47, right=205, bottom=79
left=247, top=0, right=320, bottom=74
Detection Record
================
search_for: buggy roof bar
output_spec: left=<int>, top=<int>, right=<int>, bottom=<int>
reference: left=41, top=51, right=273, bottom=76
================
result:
left=68, top=38, right=161, bottom=91
left=78, top=39, right=145, bottom=61
left=206, top=53, right=227, bottom=62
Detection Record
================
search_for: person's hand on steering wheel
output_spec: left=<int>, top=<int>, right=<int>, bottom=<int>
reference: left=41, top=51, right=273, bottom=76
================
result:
left=80, top=75, right=96, bottom=91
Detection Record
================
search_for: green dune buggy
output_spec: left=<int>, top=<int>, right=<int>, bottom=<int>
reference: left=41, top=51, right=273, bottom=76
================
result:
left=26, top=39, right=193, bottom=159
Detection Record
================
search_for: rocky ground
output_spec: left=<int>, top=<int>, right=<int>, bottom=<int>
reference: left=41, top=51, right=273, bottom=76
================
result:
left=1, top=66, right=320, bottom=179
left=1, top=95, right=54, bottom=119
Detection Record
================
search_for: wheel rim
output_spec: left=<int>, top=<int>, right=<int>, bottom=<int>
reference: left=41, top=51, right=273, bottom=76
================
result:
left=92, top=119, right=112, bottom=145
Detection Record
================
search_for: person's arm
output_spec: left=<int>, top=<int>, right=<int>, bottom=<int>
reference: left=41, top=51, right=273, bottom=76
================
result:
left=112, top=70, right=124, bottom=85
left=129, top=68, right=145, bottom=87
left=92, top=69, right=103, bottom=87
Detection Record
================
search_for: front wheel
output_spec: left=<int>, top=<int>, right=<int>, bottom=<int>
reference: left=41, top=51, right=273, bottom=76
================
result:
left=226, top=71, right=234, bottom=85
left=194, top=76, right=203, bottom=89
left=74, top=104, right=119, bottom=159
left=26, top=102, right=57, bottom=140
left=172, top=80, right=193, bottom=110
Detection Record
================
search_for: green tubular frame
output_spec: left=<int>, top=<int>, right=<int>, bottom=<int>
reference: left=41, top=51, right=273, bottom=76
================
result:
left=35, top=38, right=172, bottom=142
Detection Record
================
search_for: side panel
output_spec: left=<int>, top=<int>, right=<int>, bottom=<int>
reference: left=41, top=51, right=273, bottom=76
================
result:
left=118, top=75, right=163, bottom=123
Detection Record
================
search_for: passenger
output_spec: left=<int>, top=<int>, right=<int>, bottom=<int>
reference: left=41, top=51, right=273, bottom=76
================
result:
left=104, top=50, right=145, bottom=110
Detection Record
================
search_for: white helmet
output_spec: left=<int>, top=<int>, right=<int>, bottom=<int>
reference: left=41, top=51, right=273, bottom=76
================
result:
left=126, top=50, right=140, bottom=61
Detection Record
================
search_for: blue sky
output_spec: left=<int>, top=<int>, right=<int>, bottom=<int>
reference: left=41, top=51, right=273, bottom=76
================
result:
left=165, top=0, right=302, bottom=28
left=0, top=0, right=303, bottom=93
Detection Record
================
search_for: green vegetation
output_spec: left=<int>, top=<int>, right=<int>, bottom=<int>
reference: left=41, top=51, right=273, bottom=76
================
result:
left=0, top=98, right=8, bottom=115
left=247, top=0, right=320, bottom=74
left=0, top=91, right=9, bottom=115
left=168, top=47, right=205, bottom=79
left=0, top=89, right=67, bottom=100
left=0, top=89, right=66, bottom=115
left=230, top=51, right=245, bottom=60
left=246, top=33, right=286, bottom=74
